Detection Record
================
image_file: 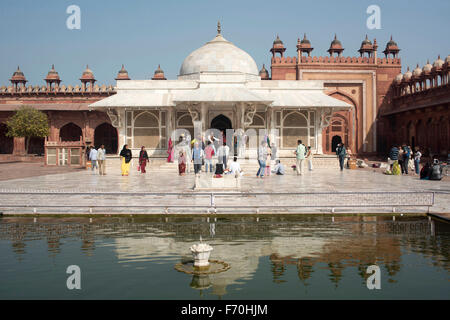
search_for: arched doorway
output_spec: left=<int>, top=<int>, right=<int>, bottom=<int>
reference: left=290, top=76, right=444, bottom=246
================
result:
left=0, top=123, right=13, bottom=154
left=60, top=122, right=82, bottom=142
left=324, top=114, right=349, bottom=154
left=331, top=135, right=342, bottom=153
left=211, top=114, right=232, bottom=131
left=94, top=123, right=118, bottom=154
left=28, top=137, right=44, bottom=155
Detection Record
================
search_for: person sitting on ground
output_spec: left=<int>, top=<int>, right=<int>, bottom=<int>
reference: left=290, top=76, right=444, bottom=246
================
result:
left=229, top=156, right=243, bottom=178
left=392, top=160, right=401, bottom=175
left=429, top=159, right=444, bottom=181
left=272, top=159, right=285, bottom=175
left=420, top=161, right=432, bottom=180
left=388, top=145, right=399, bottom=170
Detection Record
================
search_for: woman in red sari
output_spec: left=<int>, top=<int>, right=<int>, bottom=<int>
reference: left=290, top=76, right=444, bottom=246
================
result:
left=139, top=146, right=149, bottom=173
left=167, top=138, right=174, bottom=162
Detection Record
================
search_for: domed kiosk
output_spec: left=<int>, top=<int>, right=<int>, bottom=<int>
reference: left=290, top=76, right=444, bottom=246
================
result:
left=90, top=22, right=351, bottom=156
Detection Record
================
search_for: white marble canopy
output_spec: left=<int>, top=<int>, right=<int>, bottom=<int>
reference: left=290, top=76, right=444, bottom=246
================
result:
left=90, top=79, right=351, bottom=109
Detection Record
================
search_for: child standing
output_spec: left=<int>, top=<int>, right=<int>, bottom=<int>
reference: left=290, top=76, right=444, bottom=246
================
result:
left=306, top=146, right=313, bottom=171
left=178, top=151, right=186, bottom=176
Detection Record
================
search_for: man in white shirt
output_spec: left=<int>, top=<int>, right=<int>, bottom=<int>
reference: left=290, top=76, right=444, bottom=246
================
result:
left=229, top=157, right=242, bottom=178
left=272, top=159, right=285, bottom=175
left=218, top=142, right=230, bottom=169
left=97, top=144, right=106, bottom=175
left=89, top=147, right=98, bottom=173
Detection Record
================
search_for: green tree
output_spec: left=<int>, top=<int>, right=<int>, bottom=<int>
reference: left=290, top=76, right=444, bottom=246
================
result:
left=6, top=106, right=49, bottom=154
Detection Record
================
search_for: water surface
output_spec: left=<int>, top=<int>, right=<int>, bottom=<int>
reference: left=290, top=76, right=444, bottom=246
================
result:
left=0, top=215, right=449, bottom=299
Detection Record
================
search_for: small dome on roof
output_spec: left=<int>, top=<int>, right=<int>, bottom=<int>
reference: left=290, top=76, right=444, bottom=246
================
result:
left=300, top=33, right=310, bottom=45
left=80, top=65, right=95, bottom=80
left=433, top=55, right=444, bottom=70
left=45, top=64, right=61, bottom=81
left=423, top=60, right=433, bottom=74
left=413, top=64, right=422, bottom=77
left=361, top=35, right=372, bottom=46
left=297, top=33, right=312, bottom=51
left=386, top=35, right=398, bottom=47
left=10, top=66, right=27, bottom=82
left=259, top=64, right=269, bottom=79
left=445, top=55, right=450, bottom=64
left=330, top=34, right=342, bottom=47
left=273, top=35, right=283, bottom=46
left=395, top=73, right=403, bottom=84
left=403, top=67, right=412, bottom=81
left=152, top=65, right=167, bottom=80
left=115, top=64, right=130, bottom=80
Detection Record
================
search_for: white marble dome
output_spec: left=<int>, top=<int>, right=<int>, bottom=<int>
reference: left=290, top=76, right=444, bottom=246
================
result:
left=403, top=67, right=412, bottom=81
left=433, top=55, right=444, bottom=69
left=423, top=60, right=433, bottom=74
left=395, top=73, right=403, bottom=83
left=413, top=64, right=422, bottom=77
left=179, top=33, right=259, bottom=77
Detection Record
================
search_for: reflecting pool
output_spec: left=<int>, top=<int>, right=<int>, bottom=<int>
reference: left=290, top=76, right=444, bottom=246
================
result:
left=0, top=215, right=449, bottom=299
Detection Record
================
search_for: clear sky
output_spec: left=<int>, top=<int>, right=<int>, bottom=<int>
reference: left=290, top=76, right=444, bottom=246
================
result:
left=1, top=0, right=449, bottom=86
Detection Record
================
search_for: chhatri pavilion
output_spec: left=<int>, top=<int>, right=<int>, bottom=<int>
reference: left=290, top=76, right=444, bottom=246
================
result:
left=90, top=23, right=350, bottom=157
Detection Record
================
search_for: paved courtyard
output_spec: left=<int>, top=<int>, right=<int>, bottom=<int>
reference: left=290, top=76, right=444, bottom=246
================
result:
left=0, top=159, right=449, bottom=215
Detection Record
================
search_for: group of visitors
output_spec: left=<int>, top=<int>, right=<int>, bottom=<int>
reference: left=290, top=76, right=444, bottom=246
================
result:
left=118, top=144, right=149, bottom=176
left=256, top=139, right=285, bottom=178
left=87, top=145, right=106, bottom=175
left=388, top=144, right=414, bottom=175
left=293, top=140, right=314, bottom=175
left=115, top=137, right=446, bottom=182
left=420, top=159, right=445, bottom=180
left=173, top=133, right=231, bottom=176
left=387, top=144, right=444, bottom=180
left=388, top=144, right=420, bottom=175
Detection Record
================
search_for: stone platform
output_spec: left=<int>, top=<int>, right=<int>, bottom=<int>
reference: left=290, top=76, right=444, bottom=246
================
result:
left=0, top=158, right=448, bottom=215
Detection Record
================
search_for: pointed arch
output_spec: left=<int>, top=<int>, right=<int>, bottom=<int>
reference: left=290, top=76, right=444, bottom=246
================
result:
left=323, top=90, right=358, bottom=154
left=94, top=122, right=118, bottom=154
left=59, top=122, right=82, bottom=142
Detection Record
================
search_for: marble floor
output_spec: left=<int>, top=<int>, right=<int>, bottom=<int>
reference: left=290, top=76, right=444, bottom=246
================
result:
left=0, top=158, right=449, bottom=214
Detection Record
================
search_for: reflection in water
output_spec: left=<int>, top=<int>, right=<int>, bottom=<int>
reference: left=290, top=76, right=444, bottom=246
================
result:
left=0, top=215, right=449, bottom=299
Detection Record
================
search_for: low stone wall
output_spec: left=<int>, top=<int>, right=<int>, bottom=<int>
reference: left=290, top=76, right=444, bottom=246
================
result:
left=0, top=154, right=43, bottom=163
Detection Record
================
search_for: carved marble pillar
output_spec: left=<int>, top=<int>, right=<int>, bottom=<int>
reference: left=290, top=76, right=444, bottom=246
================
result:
left=317, top=107, right=334, bottom=155
left=187, top=104, right=202, bottom=138
left=167, top=107, right=175, bottom=142
left=200, top=102, right=207, bottom=132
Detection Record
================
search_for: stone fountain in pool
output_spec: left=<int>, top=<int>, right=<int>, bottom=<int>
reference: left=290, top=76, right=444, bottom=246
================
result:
left=175, top=236, right=230, bottom=275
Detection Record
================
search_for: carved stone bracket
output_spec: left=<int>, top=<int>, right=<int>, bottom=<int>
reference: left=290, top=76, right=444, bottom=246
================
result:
left=243, top=103, right=257, bottom=127
left=319, top=107, right=334, bottom=130
left=106, top=109, right=123, bottom=128
left=187, top=104, right=200, bottom=122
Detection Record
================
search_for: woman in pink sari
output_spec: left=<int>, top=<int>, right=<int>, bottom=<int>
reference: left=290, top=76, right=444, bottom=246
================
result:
left=167, top=138, right=174, bottom=162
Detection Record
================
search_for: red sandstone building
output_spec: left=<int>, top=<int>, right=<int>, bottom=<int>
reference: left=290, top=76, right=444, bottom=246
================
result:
left=0, top=34, right=449, bottom=161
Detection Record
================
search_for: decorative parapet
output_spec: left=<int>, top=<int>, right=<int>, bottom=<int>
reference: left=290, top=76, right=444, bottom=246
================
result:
left=271, top=56, right=297, bottom=65
left=0, top=84, right=115, bottom=95
left=271, top=55, right=401, bottom=65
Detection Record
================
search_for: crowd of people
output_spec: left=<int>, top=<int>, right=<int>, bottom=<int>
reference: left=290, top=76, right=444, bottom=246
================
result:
left=387, top=144, right=444, bottom=180
left=85, top=134, right=446, bottom=182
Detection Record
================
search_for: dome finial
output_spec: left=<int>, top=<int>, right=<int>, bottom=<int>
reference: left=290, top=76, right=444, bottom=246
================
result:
left=217, top=21, right=221, bottom=35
